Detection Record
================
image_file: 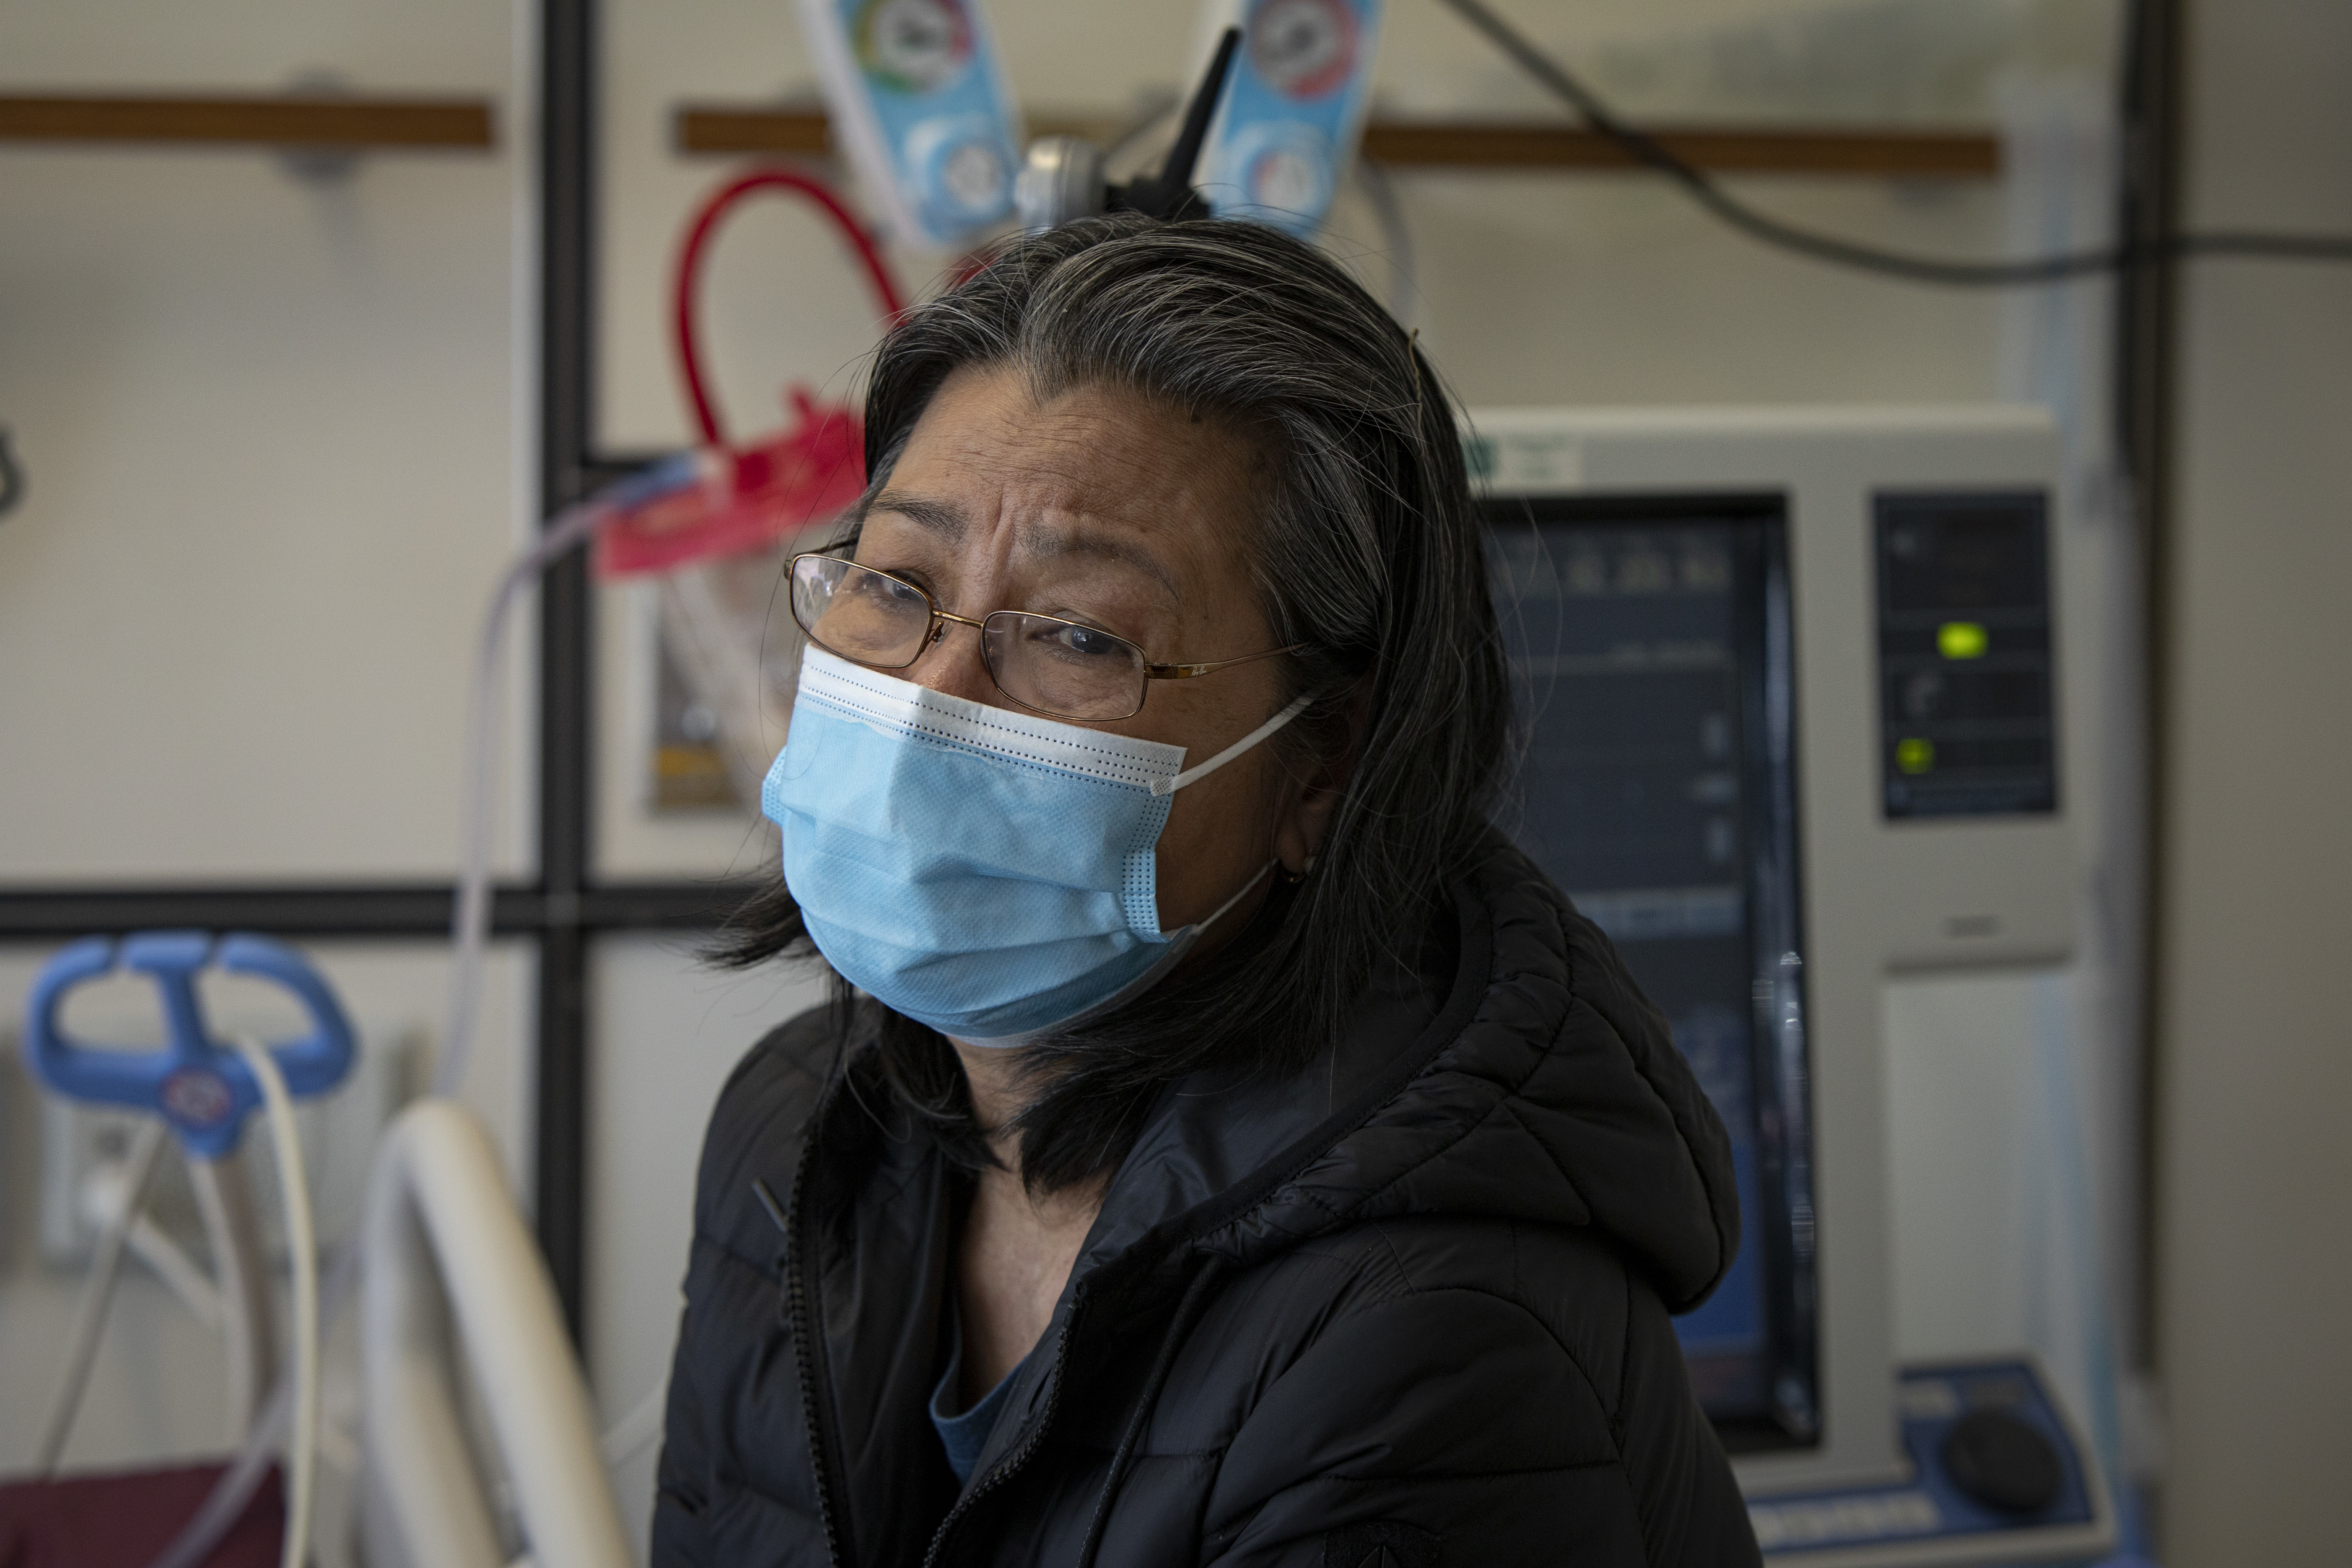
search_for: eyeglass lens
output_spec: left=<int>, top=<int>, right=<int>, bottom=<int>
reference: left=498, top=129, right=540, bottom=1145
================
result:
left=790, top=554, right=1149, bottom=721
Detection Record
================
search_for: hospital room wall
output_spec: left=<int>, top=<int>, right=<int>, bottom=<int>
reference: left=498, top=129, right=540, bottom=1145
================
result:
left=2151, top=0, right=2352, bottom=1559
left=0, top=0, right=2128, bottom=1537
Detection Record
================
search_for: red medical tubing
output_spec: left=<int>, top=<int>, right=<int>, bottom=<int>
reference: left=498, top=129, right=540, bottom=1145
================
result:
left=672, top=168, right=908, bottom=449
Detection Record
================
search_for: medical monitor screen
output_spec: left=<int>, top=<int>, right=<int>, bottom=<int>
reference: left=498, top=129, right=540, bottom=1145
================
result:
left=1484, top=494, right=1818, bottom=1452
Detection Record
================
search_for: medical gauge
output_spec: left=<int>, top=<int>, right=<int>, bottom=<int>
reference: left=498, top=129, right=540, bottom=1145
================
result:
left=1016, top=27, right=1244, bottom=232
left=797, top=0, right=1025, bottom=247
left=1013, top=10, right=1380, bottom=240
left=1193, top=0, right=1384, bottom=236
left=1473, top=405, right=2114, bottom=1566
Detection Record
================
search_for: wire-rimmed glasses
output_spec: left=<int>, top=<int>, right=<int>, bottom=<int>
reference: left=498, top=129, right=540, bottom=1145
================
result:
left=788, top=552, right=1297, bottom=722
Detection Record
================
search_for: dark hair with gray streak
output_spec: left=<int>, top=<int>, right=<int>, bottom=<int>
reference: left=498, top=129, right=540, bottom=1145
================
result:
left=716, top=214, right=1509, bottom=1193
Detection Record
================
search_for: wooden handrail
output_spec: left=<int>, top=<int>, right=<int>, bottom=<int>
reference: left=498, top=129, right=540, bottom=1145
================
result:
left=0, top=94, right=1995, bottom=175
left=1361, top=121, right=1997, bottom=176
left=673, top=105, right=1998, bottom=178
left=0, top=96, right=495, bottom=149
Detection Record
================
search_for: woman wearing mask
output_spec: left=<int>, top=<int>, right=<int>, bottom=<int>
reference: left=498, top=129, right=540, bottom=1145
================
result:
left=655, top=215, right=1759, bottom=1568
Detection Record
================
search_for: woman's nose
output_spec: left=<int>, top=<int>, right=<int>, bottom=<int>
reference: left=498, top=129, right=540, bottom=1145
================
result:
left=905, top=619, right=1000, bottom=707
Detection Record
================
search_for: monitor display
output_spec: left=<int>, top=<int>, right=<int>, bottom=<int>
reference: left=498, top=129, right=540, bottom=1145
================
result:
left=1485, top=494, right=1819, bottom=1451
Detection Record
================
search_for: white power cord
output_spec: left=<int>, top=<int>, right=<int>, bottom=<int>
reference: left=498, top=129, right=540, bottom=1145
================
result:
left=231, top=1037, right=319, bottom=1568
left=125, top=1216, right=227, bottom=1331
left=77, top=1166, right=227, bottom=1330
left=33, top=1116, right=169, bottom=1475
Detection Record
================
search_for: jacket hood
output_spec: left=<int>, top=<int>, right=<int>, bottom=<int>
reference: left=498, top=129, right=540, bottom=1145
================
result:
left=1074, top=830, right=1741, bottom=1313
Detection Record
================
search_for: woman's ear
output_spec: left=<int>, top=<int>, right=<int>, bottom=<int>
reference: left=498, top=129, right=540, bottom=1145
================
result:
left=1272, top=674, right=1375, bottom=874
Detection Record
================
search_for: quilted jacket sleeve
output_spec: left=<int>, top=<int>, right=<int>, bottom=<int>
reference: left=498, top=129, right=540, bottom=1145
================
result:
left=1194, top=1246, right=1759, bottom=1567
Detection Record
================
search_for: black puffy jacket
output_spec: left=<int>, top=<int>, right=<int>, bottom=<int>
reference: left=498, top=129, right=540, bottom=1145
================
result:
left=654, top=839, right=1762, bottom=1567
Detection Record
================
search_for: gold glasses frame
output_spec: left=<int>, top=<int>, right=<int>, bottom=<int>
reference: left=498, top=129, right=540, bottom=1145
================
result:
left=788, top=552, right=1301, bottom=722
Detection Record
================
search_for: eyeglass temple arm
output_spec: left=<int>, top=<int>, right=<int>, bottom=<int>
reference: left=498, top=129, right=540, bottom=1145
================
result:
left=1143, top=644, right=1305, bottom=681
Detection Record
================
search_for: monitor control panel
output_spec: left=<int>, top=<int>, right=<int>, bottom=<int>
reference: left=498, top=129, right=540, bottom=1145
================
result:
left=1875, top=494, right=2059, bottom=822
left=1748, top=1358, right=2113, bottom=1567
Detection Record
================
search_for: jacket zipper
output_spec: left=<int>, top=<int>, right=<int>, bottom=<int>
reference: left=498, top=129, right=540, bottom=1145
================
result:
left=781, top=1133, right=860, bottom=1567
left=916, top=1283, right=1091, bottom=1568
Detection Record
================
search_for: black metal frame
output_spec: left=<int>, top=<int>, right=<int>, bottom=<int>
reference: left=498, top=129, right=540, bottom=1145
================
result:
left=2113, top=0, right=2184, bottom=1380
left=0, top=0, right=758, bottom=1345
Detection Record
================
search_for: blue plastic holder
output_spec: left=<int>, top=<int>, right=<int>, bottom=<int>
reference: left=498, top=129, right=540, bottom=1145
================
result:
left=25, top=931, right=357, bottom=1161
left=1198, top=0, right=1386, bottom=238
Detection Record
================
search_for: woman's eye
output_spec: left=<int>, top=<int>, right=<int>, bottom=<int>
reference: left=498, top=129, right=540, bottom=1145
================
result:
left=851, top=569, right=928, bottom=606
left=1040, top=621, right=1127, bottom=659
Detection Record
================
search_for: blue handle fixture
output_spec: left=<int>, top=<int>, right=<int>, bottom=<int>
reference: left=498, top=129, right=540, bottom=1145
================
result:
left=25, top=931, right=357, bottom=1160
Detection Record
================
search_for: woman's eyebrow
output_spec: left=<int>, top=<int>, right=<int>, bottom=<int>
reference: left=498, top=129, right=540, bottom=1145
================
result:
left=866, top=491, right=968, bottom=541
left=1019, top=522, right=1182, bottom=604
left=871, top=489, right=1183, bottom=603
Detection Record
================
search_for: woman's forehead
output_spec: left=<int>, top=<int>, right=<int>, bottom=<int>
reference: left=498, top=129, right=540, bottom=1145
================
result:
left=883, top=366, right=1263, bottom=587
left=895, top=367, right=1258, bottom=519
left=862, top=487, right=1186, bottom=604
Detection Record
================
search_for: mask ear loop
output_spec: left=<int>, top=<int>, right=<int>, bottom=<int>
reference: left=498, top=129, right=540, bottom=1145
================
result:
left=1152, top=693, right=1314, bottom=796
left=1197, top=858, right=1279, bottom=930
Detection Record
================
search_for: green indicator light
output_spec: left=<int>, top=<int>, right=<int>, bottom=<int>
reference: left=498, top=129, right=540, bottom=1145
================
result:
left=1938, top=621, right=1989, bottom=659
left=1897, top=737, right=1936, bottom=775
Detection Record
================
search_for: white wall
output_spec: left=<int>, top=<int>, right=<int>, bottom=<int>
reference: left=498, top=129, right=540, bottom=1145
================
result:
left=0, top=1, right=527, bottom=883
left=2154, top=0, right=2352, bottom=1560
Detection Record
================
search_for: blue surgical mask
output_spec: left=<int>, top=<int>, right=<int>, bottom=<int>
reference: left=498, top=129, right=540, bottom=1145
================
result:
left=763, top=646, right=1310, bottom=1044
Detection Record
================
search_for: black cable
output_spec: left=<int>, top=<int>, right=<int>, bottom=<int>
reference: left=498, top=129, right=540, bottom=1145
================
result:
left=0, top=426, right=23, bottom=517
left=1434, top=0, right=2352, bottom=288
left=1355, top=155, right=1420, bottom=323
